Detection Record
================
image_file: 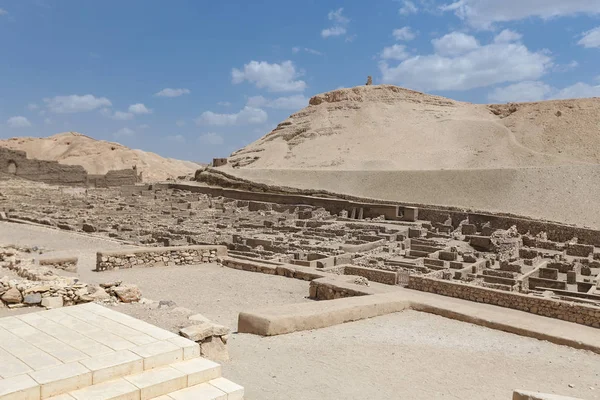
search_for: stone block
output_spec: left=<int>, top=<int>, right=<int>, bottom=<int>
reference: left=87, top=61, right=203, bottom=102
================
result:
left=41, top=296, right=64, bottom=309
left=125, top=365, right=186, bottom=400
left=200, top=337, right=229, bottom=362
left=171, top=357, right=221, bottom=386
left=130, top=341, right=183, bottom=370
left=0, top=374, right=40, bottom=400
left=209, top=378, right=244, bottom=400
left=179, top=323, right=230, bottom=342
left=1, top=288, right=22, bottom=304
left=167, top=383, right=227, bottom=400
left=69, top=378, right=139, bottom=400
left=80, top=350, right=143, bottom=384
left=29, top=362, right=92, bottom=398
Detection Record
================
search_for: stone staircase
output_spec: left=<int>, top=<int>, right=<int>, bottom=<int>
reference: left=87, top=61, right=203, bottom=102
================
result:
left=0, top=303, right=243, bottom=400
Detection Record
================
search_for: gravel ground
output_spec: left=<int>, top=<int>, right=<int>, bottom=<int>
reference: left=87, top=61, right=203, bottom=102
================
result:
left=85, top=263, right=311, bottom=329
left=225, top=310, right=600, bottom=400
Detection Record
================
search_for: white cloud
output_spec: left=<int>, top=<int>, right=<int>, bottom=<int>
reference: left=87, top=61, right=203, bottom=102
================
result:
left=112, top=111, right=134, bottom=120
left=488, top=80, right=600, bottom=103
left=393, top=27, right=416, bottom=41
left=196, top=106, right=268, bottom=126
left=7, top=116, right=32, bottom=128
left=166, top=134, right=186, bottom=143
left=128, top=103, right=151, bottom=114
left=550, top=82, right=600, bottom=99
left=381, top=44, right=410, bottom=60
left=232, top=60, right=306, bottom=92
left=328, top=7, right=350, bottom=24
left=154, top=88, right=191, bottom=97
left=27, top=103, right=39, bottom=111
left=488, top=81, right=553, bottom=103
left=217, top=101, right=231, bottom=107
left=322, top=8, right=350, bottom=38
left=578, top=26, right=600, bottom=48
left=248, top=95, right=308, bottom=110
left=553, top=60, right=579, bottom=72
left=432, top=32, right=480, bottom=56
left=198, top=132, right=224, bottom=145
left=293, top=47, right=323, bottom=55
left=176, top=120, right=186, bottom=127
left=246, top=96, right=267, bottom=108
left=113, top=127, right=135, bottom=138
left=0, top=9, right=7, bottom=16
left=399, top=1, right=418, bottom=15
left=138, top=124, right=150, bottom=130
left=322, top=26, right=347, bottom=38
left=380, top=33, right=552, bottom=92
left=494, top=29, right=523, bottom=43
left=44, top=94, right=111, bottom=113
left=442, top=0, right=600, bottom=29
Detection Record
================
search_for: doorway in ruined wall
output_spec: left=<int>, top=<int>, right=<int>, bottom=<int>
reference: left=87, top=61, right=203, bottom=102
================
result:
left=7, top=160, right=17, bottom=175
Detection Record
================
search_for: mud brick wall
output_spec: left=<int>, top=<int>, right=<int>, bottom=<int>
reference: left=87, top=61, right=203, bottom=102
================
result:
left=344, top=265, right=398, bottom=285
left=408, top=276, right=600, bottom=328
left=96, top=245, right=227, bottom=271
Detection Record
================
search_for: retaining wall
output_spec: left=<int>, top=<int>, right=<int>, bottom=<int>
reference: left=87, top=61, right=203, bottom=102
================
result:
left=407, top=276, right=600, bottom=328
left=95, top=245, right=227, bottom=271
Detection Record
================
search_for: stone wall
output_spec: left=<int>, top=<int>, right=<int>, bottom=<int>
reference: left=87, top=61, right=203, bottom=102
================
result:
left=168, top=179, right=600, bottom=246
left=1, top=147, right=88, bottom=185
left=343, top=265, right=398, bottom=285
left=0, top=146, right=139, bottom=187
left=408, top=276, right=600, bottom=328
left=95, top=245, right=228, bottom=271
left=38, top=257, right=78, bottom=273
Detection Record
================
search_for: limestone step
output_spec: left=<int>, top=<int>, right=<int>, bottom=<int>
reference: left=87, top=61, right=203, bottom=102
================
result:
left=44, top=357, right=223, bottom=400
left=157, top=378, right=244, bottom=400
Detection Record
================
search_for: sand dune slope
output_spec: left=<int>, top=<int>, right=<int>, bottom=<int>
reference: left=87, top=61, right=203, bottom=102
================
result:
left=0, top=132, right=199, bottom=181
left=229, top=85, right=600, bottom=170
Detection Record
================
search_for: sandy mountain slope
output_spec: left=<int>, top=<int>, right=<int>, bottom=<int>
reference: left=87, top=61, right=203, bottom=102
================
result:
left=0, top=132, right=199, bottom=181
left=229, top=85, right=600, bottom=170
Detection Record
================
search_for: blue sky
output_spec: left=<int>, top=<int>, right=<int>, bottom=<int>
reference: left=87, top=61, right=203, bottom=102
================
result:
left=1, top=0, right=600, bottom=162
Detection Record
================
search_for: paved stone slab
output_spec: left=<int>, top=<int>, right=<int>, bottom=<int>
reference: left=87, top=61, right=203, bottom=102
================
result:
left=124, top=366, right=186, bottom=400
left=68, top=378, right=139, bottom=400
left=170, top=358, right=221, bottom=386
left=208, top=378, right=244, bottom=400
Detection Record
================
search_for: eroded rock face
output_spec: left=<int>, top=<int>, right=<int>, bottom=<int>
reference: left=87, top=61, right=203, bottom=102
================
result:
left=200, top=336, right=229, bottom=362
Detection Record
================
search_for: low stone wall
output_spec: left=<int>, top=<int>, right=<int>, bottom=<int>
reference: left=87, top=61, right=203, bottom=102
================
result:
left=408, top=276, right=600, bottom=328
left=39, top=256, right=78, bottom=272
left=95, top=245, right=227, bottom=271
left=343, top=265, right=398, bottom=285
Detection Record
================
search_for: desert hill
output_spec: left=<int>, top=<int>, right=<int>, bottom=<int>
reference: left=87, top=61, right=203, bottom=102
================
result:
left=228, top=85, right=600, bottom=170
left=0, top=132, right=199, bottom=182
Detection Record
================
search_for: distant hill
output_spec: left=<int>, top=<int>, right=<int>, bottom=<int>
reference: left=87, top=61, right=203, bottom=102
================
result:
left=228, top=84, right=600, bottom=170
left=0, top=132, right=199, bottom=182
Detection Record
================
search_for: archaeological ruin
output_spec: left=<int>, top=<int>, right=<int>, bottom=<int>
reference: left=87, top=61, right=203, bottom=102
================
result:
left=1, top=161, right=599, bottom=399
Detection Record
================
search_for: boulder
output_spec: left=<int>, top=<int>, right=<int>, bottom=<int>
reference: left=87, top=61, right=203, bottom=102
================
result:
left=188, top=313, right=211, bottom=323
left=1, top=288, right=22, bottom=304
left=88, top=286, right=111, bottom=301
left=82, top=223, right=97, bottom=233
left=23, top=293, right=42, bottom=305
left=41, top=296, right=63, bottom=309
left=199, top=336, right=229, bottom=362
left=113, top=284, right=142, bottom=303
left=180, top=322, right=230, bottom=342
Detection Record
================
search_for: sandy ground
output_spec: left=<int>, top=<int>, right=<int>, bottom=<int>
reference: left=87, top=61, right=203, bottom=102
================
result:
left=226, top=311, right=600, bottom=400
left=231, top=165, right=600, bottom=229
left=1, top=223, right=599, bottom=399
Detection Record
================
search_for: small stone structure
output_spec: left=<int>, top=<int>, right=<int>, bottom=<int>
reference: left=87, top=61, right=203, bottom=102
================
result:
left=95, top=245, right=227, bottom=271
left=180, top=319, right=231, bottom=361
left=212, top=157, right=228, bottom=167
left=366, top=76, right=373, bottom=85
